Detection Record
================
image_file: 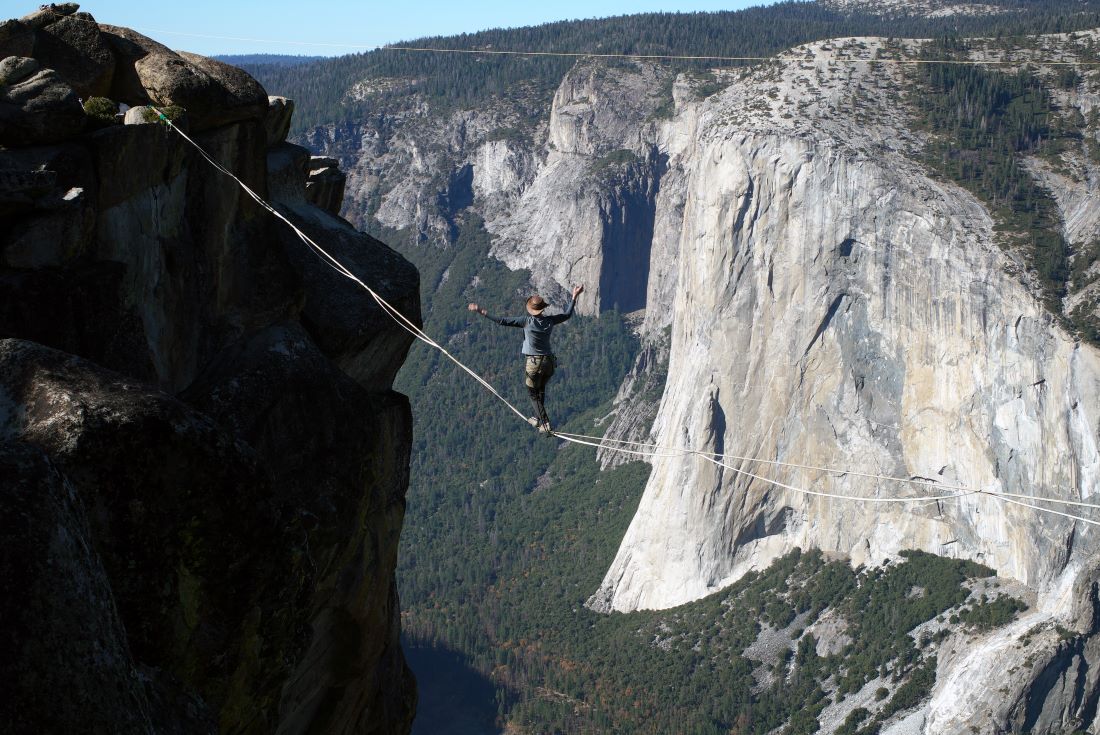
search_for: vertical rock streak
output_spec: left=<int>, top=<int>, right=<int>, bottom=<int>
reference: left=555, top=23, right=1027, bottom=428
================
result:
left=597, top=130, right=1100, bottom=610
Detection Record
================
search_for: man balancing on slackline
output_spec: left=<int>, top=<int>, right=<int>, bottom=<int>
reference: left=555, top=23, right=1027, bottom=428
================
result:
left=468, top=284, right=585, bottom=435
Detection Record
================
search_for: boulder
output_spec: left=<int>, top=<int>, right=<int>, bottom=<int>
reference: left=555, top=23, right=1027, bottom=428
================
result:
left=0, top=62, right=85, bottom=146
left=0, top=4, right=83, bottom=63
left=264, top=95, right=294, bottom=146
left=122, top=103, right=153, bottom=125
left=0, top=55, right=38, bottom=85
left=0, top=440, right=156, bottom=735
left=267, top=141, right=310, bottom=203
left=0, top=20, right=34, bottom=59
left=274, top=201, right=420, bottom=390
left=305, top=156, right=346, bottom=215
left=121, top=104, right=189, bottom=127
left=0, top=339, right=274, bottom=710
left=179, top=51, right=268, bottom=126
left=110, top=30, right=203, bottom=106
left=32, top=12, right=115, bottom=97
left=18, top=4, right=81, bottom=31
left=101, top=25, right=267, bottom=131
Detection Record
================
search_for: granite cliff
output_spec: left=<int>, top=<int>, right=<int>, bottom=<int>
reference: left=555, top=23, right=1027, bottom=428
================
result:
left=298, top=18, right=1100, bottom=733
left=586, top=36, right=1100, bottom=734
left=1, top=5, right=418, bottom=734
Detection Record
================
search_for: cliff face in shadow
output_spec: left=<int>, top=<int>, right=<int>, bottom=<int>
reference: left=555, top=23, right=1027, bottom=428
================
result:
left=0, top=5, right=419, bottom=734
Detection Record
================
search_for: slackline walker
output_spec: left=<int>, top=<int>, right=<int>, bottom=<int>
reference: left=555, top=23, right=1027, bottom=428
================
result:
left=149, top=106, right=1100, bottom=532
left=468, top=285, right=585, bottom=435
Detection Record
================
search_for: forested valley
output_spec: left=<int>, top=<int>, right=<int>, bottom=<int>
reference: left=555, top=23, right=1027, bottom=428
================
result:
left=241, top=2, right=1100, bottom=731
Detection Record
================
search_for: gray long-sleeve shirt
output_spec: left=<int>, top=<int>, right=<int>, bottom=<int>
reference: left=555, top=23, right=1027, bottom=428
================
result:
left=483, top=298, right=575, bottom=355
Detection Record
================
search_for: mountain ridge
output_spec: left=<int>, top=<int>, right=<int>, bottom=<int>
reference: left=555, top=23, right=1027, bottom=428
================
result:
left=244, top=0, right=1100, bottom=133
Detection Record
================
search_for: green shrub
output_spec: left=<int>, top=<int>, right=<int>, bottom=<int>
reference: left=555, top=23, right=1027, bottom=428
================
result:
left=82, top=96, right=119, bottom=127
left=836, top=707, right=871, bottom=735
left=141, top=105, right=187, bottom=124
left=957, top=595, right=1027, bottom=630
left=909, top=55, right=1078, bottom=328
left=591, top=148, right=639, bottom=174
left=483, top=126, right=527, bottom=144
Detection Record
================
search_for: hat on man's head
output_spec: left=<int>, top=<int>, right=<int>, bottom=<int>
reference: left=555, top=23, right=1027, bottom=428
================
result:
left=526, top=295, right=548, bottom=315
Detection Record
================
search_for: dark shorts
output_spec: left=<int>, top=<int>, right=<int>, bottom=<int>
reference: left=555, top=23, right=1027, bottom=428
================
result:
left=524, top=354, right=555, bottom=389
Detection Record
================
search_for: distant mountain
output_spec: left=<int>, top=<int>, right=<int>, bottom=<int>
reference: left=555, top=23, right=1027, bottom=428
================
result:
left=821, top=0, right=1086, bottom=18
left=241, top=0, right=1100, bottom=132
left=214, top=53, right=325, bottom=68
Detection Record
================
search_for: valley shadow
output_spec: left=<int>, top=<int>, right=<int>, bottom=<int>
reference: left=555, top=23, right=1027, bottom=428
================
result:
left=406, top=637, right=505, bottom=735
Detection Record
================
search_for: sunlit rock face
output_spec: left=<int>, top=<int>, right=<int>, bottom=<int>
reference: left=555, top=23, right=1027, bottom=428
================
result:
left=585, top=36, right=1100, bottom=734
left=310, top=60, right=669, bottom=316
left=308, top=22, right=1100, bottom=732
left=591, top=129, right=1100, bottom=612
left=482, top=61, right=670, bottom=315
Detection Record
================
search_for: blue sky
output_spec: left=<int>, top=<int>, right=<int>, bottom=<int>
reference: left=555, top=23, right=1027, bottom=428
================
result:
left=72, top=1, right=777, bottom=56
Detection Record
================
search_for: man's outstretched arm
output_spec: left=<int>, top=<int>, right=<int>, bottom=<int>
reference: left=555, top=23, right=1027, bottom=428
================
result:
left=468, top=303, right=525, bottom=327
left=550, top=285, right=584, bottom=324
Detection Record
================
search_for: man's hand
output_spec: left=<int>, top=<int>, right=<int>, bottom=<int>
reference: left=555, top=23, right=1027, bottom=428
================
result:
left=572, top=284, right=585, bottom=299
left=467, top=303, right=487, bottom=315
